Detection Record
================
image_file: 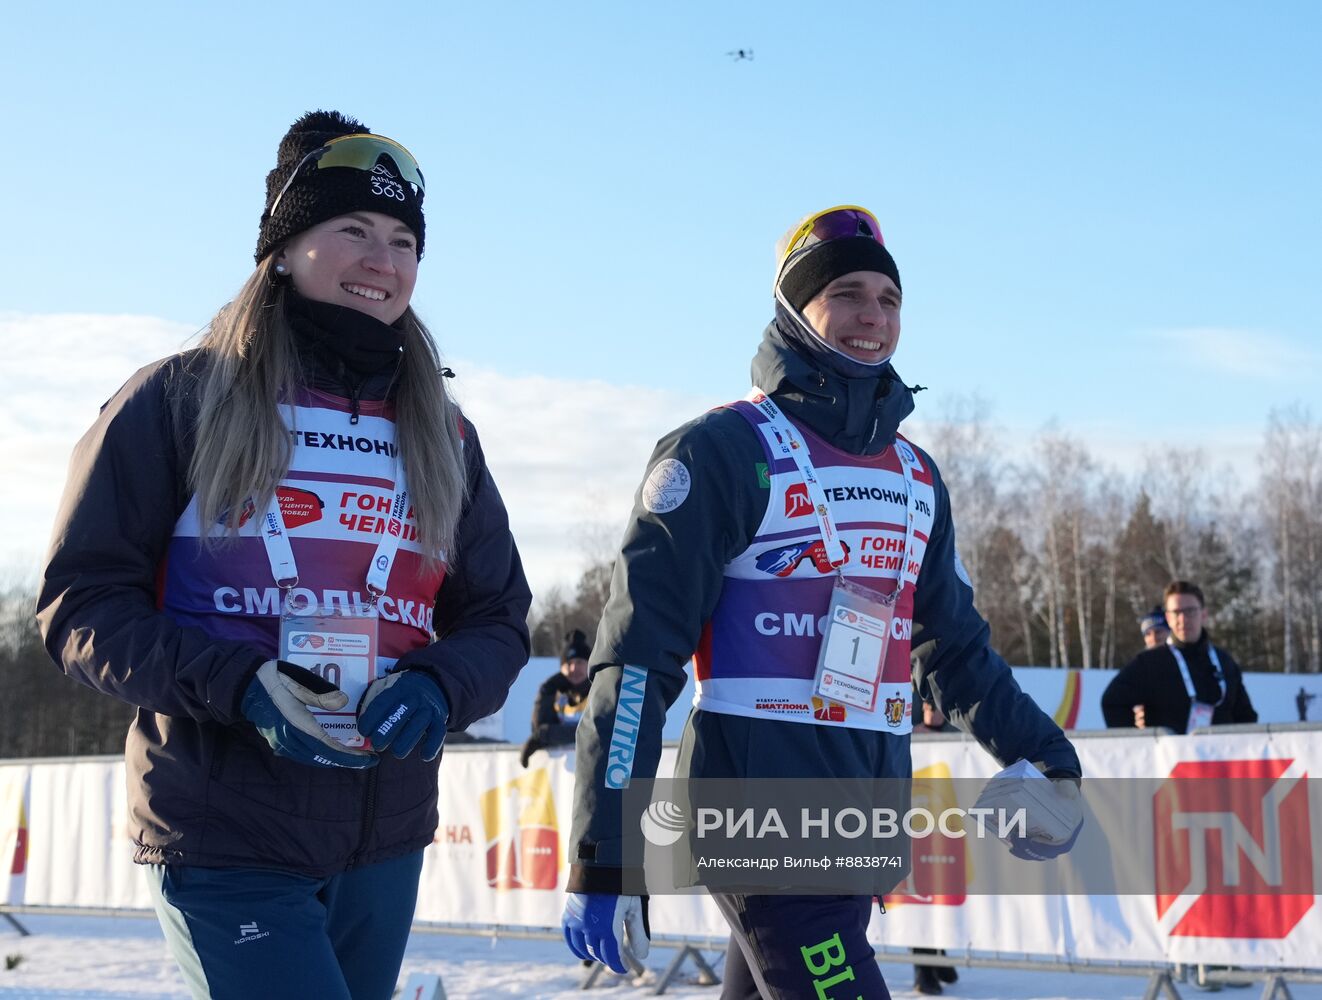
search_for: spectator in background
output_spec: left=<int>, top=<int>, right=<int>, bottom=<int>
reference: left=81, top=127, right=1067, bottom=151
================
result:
left=910, top=685, right=959, bottom=995
left=520, top=629, right=593, bottom=767
left=912, top=689, right=958, bottom=736
left=1102, top=581, right=1257, bottom=733
left=1297, top=687, right=1317, bottom=723
left=1139, top=606, right=1170, bottom=650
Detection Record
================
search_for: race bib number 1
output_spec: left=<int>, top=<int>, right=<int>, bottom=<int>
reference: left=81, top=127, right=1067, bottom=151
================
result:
left=279, top=603, right=380, bottom=748
left=812, top=577, right=896, bottom=711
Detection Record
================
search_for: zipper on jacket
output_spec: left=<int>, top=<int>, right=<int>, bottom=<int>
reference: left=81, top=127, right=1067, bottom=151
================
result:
left=334, top=359, right=364, bottom=424
left=347, top=379, right=363, bottom=424
left=347, top=767, right=379, bottom=870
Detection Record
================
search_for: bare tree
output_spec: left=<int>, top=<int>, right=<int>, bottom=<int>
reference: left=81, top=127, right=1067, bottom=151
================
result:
left=1261, top=406, right=1322, bottom=673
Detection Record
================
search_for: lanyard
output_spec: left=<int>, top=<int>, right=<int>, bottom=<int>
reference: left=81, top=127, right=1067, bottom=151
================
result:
left=1168, top=642, right=1227, bottom=708
left=747, top=388, right=916, bottom=588
left=258, top=457, right=410, bottom=604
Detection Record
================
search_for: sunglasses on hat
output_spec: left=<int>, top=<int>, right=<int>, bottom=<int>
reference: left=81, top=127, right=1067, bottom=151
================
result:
left=778, top=205, right=886, bottom=269
left=267, top=134, right=426, bottom=221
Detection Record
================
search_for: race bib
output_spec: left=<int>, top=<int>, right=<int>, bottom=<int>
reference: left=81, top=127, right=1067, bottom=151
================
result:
left=279, top=602, right=381, bottom=748
left=812, top=577, right=896, bottom=711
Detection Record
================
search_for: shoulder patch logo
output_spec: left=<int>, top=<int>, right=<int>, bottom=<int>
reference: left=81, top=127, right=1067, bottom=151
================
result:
left=756, top=462, right=770, bottom=488
left=642, top=459, right=692, bottom=514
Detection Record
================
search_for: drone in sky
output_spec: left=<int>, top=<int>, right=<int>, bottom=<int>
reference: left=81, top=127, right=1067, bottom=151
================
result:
left=726, top=49, right=753, bottom=62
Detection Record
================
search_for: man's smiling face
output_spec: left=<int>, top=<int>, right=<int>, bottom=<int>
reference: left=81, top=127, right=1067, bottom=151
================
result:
left=800, top=270, right=902, bottom=364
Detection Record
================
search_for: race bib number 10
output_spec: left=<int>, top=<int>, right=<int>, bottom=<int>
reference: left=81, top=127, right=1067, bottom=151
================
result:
left=812, top=577, right=896, bottom=712
left=279, top=603, right=380, bottom=748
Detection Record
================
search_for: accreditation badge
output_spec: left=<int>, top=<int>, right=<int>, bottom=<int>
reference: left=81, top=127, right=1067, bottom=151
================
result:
left=812, top=577, right=896, bottom=712
left=279, top=602, right=381, bottom=748
left=1186, top=700, right=1214, bottom=733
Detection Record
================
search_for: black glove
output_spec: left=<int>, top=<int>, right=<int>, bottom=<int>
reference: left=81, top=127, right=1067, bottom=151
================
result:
left=519, top=736, right=547, bottom=768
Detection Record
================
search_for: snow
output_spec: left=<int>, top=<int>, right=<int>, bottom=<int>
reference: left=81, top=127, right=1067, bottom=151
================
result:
left=2, top=913, right=1319, bottom=999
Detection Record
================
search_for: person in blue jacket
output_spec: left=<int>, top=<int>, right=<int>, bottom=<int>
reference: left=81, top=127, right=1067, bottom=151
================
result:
left=561, top=205, right=1083, bottom=998
left=37, top=110, right=531, bottom=1000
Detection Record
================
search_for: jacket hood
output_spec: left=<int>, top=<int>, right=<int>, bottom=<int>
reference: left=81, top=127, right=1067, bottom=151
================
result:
left=751, top=314, right=916, bottom=456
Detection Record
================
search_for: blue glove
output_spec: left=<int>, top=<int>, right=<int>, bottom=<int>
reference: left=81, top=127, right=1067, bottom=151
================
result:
left=357, top=671, right=450, bottom=760
left=1008, top=818, right=1082, bottom=861
left=241, top=660, right=377, bottom=769
left=562, top=893, right=649, bottom=975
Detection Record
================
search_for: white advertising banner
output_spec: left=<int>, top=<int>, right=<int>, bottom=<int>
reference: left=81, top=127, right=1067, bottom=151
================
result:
left=871, top=730, right=1321, bottom=966
left=0, top=763, right=29, bottom=906
left=5, top=730, right=1319, bottom=969
left=415, top=746, right=729, bottom=939
left=23, top=759, right=153, bottom=909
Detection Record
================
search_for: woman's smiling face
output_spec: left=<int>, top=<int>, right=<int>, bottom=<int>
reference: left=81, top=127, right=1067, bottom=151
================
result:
left=280, top=212, right=419, bottom=324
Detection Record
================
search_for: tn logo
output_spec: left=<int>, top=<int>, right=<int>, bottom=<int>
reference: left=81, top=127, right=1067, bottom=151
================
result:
left=1154, top=758, right=1312, bottom=940
left=785, top=484, right=812, bottom=518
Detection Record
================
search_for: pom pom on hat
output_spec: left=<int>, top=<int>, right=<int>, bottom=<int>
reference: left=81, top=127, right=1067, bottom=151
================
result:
left=561, top=629, right=592, bottom=664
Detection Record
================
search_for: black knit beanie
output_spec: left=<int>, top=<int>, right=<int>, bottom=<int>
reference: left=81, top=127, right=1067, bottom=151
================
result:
left=776, top=211, right=901, bottom=312
left=561, top=629, right=592, bottom=663
left=255, top=110, right=425, bottom=263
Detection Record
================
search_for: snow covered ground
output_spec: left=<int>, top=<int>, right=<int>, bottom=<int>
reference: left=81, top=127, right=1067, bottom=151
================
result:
left=1, top=913, right=1318, bottom=999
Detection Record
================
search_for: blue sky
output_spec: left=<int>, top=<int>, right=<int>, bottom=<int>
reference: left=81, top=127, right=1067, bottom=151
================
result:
left=3, top=1, right=1318, bottom=596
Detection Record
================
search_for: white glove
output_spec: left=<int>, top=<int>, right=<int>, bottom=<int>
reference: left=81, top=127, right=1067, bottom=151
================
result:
left=974, top=760, right=1083, bottom=860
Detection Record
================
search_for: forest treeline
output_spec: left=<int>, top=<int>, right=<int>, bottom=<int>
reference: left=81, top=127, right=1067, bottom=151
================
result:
left=4, top=404, right=1317, bottom=757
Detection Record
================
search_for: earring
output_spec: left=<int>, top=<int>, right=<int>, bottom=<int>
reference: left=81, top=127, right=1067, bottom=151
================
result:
left=274, top=263, right=289, bottom=275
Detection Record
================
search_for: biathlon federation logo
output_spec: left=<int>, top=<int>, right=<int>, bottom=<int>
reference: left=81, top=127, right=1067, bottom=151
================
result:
left=755, top=539, right=849, bottom=577
left=640, top=799, right=688, bottom=846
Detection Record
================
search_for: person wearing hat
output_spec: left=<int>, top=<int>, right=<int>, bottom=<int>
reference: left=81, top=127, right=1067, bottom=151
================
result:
left=561, top=206, right=1083, bottom=997
left=1139, top=606, right=1171, bottom=650
left=520, top=628, right=594, bottom=767
left=1102, top=581, right=1257, bottom=733
left=36, top=110, right=531, bottom=999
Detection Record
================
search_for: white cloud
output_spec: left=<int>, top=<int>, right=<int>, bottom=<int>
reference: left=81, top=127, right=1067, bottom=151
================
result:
left=0, top=313, right=720, bottom=601
left=1149, top=326, right=1321, bottom=381
left=0, top=313, right=201, bottom=573
left=446, top=364, right=721, bottom=599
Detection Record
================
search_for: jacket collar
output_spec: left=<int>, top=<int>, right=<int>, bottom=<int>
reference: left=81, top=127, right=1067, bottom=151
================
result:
left=1170, top=631, right=1212, bottom=654
left=750, top=318, right=916, bottom=456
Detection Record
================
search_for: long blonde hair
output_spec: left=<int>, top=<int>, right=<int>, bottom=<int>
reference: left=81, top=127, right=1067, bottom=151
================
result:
left=189, top=258, right=468, bottom=562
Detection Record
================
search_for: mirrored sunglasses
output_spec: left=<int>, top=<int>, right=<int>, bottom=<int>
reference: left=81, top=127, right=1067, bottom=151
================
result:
left=779, top=205, right=886, bottom=267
